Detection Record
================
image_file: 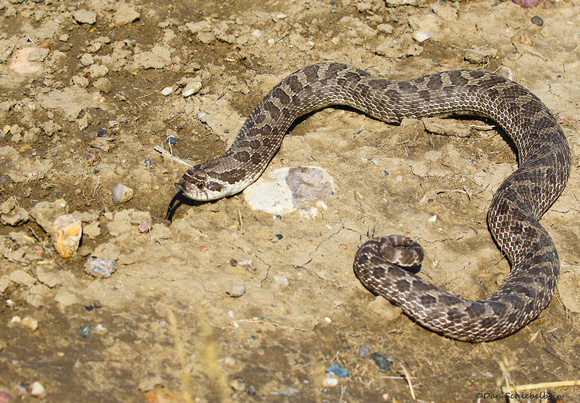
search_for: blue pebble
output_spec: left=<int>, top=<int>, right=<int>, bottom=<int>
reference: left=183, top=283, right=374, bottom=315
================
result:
left=370, top=352, right=390, bottom=373
left=167, top=136, right=178, bottom=145
left=78, top=325, right=91, bottom=339
left=326, top=363, right=349, bottom=378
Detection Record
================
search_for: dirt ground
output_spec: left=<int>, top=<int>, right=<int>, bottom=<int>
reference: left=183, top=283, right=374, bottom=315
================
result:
left=0, top=0, right=579, bottom=401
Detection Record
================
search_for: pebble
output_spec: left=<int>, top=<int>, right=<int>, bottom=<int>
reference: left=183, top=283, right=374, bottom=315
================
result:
left=166, top=136, right=178, bottom=145
left=358, top=345, right=371, bottom=357
left=21, top=316, right=38, bottom=332
left=498, top=66, right=513, bottom=81
left=223, top=356, right=236, bottom=368
left=78, top=325, right=91, bottom=338
left=114, top=5, right=141, bottom=25
left=322, top=377, right=339, bottom=387
left=182, top=81, right=203, bottom=97
left=161, top=86, right=173, bottom=96
left=111, top=182, right=134, bottom=203
left=273, top=275, right=289, bottom=287
left=90, top=137, right=113, bottom=151
left=227, top=284, right=246, bottom=298
left=230, top=377, right=246, bottom=392
left=413, top=30, right=431, bottom=43
left=138, top=221, right=152, bottom=233
left=84, top=256, right=116, bottom=278
left=531, top=16, right=543, bottom=26
left=30, top=382, right=46, bottom=398
left=370, top=352, right=391, bottom=373
left=52, top=214, right=82, bottom=258
left=326, top=363, right=349, bottom=378
left=72, top=9, right=97, bottom=25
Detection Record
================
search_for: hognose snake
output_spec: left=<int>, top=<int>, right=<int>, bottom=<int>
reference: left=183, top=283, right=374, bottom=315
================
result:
left=173, top=63, right=570, bottom=342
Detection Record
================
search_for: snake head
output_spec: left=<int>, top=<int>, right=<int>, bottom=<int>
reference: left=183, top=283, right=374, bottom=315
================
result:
left=175, top=166, right=225, bottom=201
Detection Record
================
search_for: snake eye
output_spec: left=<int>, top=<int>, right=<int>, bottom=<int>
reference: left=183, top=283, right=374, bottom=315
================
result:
left=195, top=180, right=205, bottom=189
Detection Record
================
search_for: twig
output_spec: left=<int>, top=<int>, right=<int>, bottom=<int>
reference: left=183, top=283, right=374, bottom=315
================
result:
left=502, top=380, right=580, bottom=393
left=399, top=361, right=416, bottom=400
left=154, top=145, right=193, bottom=167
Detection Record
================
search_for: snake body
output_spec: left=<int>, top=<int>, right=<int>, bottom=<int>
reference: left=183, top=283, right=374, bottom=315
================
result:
left=176, top=63, right=570, bottom=342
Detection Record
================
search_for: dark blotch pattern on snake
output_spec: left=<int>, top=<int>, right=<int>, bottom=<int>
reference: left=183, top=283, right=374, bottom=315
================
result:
left=176, top=63, right=570, bottom=342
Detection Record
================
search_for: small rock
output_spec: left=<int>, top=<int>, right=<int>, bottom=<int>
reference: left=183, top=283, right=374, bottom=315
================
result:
left=52, top=214, right=82, bottom=258
left=182, top=81, right=202, bottom=97
left=273, top=275, right=289, bottom=287
left=84, top=256, right=116, bottom=278
left=21, top=316, right=38, bottom=332
left=138, top=221, right=152, bottom=233
left=498, top=67, right=513, bottom=81
left=358, top=345, right=371, bottom=357
left=413, top=30, right=431, bottom=43
left=78, top=325, right=91, bottom=338
left=30, top=382, right=46, bottom=398
left=230, top=377, right=246, bottom=392
left=227, top=284, right=246, bottom=298
left=94, top=78, right=112, bottom=93
left=224, top=356, right=236, bottom=368
left=90, top=137, right=114, bottom=151
left=161, top=86, right=173, bottom=96
left=326, top=363, right=349, bottom=378
left=531, top=16, right=543, bottom=26
left=114, top=5, right=140, bottom=25
left=370, top=352, right=391, bottom=373
left=322, top=377, right=339, bottom=387
left=512, top=0, right=539, bottom=7
left=111, top=182, right=134, bottom=203
left=88, top=65, right=108, bottom=78
left=80, top=53, right=94, bottom=67
left=72, top=9, right=97, bottom=25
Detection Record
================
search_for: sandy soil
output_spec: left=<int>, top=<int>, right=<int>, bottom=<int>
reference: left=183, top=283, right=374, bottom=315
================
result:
left=0, top=0, right=579, bottom=401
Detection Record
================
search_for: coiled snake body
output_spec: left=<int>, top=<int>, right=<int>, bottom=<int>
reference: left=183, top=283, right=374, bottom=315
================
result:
left=176, top=63, right=570, bottom=342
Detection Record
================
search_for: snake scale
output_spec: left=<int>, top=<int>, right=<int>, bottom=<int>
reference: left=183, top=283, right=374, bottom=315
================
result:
left=175, top=63, right=570, bottom=342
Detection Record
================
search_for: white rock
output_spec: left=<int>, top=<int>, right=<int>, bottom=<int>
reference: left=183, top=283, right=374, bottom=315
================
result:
left=273, top=275, right=289, bottom=287
left=182, top=81, right=202, bottom=97
left=31, top=381, right=46, bottom=397
left=413, top=30, right=431, bottom=43
left=161, top=86, right=173, bottom=96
